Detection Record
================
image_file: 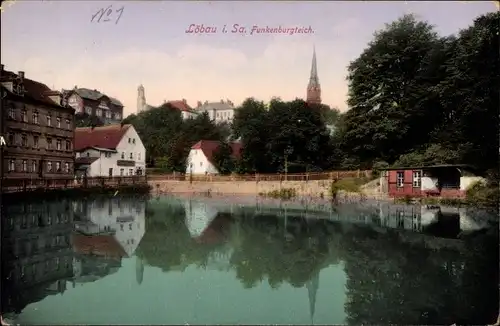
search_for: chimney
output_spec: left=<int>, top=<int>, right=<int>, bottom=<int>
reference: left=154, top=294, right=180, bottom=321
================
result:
left=18, top=71, right=24, bottom=81
left=182, top=98, right=187, bottom=104
left=204, top=100, right=208, bottom=105
left=74, top=85, right=78, bottom=89
left=220, top=99, right=224, bottom=103
left=197, top=101, right=202, bottom=108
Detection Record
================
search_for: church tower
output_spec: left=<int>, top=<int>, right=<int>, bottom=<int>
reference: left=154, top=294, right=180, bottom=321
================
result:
left=306, top=47, right=322, bottom=105
left=137, top=84, right=146, bottom=114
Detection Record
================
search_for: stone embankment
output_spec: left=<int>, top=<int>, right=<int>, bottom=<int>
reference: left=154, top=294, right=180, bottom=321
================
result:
left=148, top=179, right=388, bottom=200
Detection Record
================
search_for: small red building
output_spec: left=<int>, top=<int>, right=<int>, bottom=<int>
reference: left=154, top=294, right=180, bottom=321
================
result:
left=380, top=164, right=483, bottom=199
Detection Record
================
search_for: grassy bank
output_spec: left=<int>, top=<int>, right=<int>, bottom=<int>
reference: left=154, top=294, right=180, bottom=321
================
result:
left=2, top=183, right=152, bottom=202
left=330, top=177, right=370, bottom=198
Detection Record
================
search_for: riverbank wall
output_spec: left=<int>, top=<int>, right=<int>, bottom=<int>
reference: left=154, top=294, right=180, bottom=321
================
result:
left=148, top=179, right=387, bottom=200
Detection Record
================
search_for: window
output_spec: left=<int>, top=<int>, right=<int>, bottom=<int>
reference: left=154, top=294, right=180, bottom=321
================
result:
left=47, top=138, right=52, bottom=150
left=105, top=111, right=111, bottom=119
left=121, top=152, right=125, bottom=159
left=396, top=171, right=404, bottom=188
left=96, top=108, right=102, bottom=117
left=56, top=139, right=62, bottom=150
left=21, top=134, right=27, bottom=147
left=46, top=115, right=52, bottom=126
left=8, top=160, right=15, bottom=172
left=129, top=223, right=132, bottom=230
left=22, top=109, right=27, bottom=122
left=47, top=161, right=52, bottom=172
left=132, top=138, right=136, bottom=144
left=129, top=168, right=133, bottom=175
left=128, top=138, right=131, bottom=143
left=105, top=152, right=111, bottom=158
left=33, top=112, right=39, bottom=124
left=8, top=106, right=15, bottom=119
left=33, top=136, right=39, bottom=148
left=412, top=171, right=422, bottom=188
left=65, top=140, right=71, bottom=151
left=138, top=153, right=141, bottom=160
left=115, top=113, right=121, bottom=120
left=8, top=133, right=14, bottom=146
left=200, top=161, right=203, bottom=167
left=129, top=152, right=133, bottom=159
left=108, top=168, right=113, bottom=177
left=22, top=160, right=27, bottom=172
left=56, top=162, right=61, bottom=172
left=86, top=152, right=90, bottom=157
left=85, top=107, right=92, bottom=115
left=66, top=119, right=71, bottom=129
left=56, top=117, right=61, bottom=128
left=64, top=162, right=69, bottom=173
left=120, top=168, right=124, bottom=176
left=32, top=160, right=37, bottom=173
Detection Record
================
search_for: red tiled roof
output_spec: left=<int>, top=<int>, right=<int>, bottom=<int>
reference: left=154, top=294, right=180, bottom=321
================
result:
left=167, top=100, right=193, bottom=112
left=72, top=234, right=127, bottom=258
left=191, top=140, right=242, bottom=165
left=194, top=215, right=231, bottom=245
left=1, top=69, right=64, bottom=107
left=74, top=124, right=131, bottom=151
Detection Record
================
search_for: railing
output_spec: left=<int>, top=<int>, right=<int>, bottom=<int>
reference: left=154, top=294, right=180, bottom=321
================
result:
left=147, top=170, right=372, bottom=182
left=2, top=176, right=148, bottom=193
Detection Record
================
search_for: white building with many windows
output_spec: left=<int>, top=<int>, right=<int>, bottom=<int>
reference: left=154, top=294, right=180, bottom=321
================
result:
left=194, top=100, right=236, bottom=123
left=74, top=124, right=146, bottom=177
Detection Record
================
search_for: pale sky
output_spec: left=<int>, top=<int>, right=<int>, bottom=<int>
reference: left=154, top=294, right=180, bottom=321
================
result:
left=1, top=1, right=496, bottom=116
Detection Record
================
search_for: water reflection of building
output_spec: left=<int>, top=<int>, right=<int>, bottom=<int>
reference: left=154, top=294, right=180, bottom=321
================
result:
left=71, top=197, right=146, bottom=286
left=1, top=201, right=75, bottom=314
left=183, top=200, right=234, bottom=270
left=377, top=203, right=488, bottom=237
left=305, top=269, right=319, bottom=324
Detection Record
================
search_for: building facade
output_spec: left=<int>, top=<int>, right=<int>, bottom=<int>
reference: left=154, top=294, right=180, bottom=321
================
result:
left=1, top=65, right=75, bottom=180
left=195, top=100, right=236, bottom=123
left=306, top=47, right=322, bottom=105
left=1, top=200, right=75, bottom=314
left=74, top=124, right=146, bottom=177
left=63, top=87, right=124, bottom=125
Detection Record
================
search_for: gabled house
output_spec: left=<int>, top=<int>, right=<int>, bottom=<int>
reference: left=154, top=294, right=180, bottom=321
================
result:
left=74, top=124, right=146, bottom=177
left=185, top=140, right=242, bottom=175
left=164, top=99, right=198, bottom=120
left=63, top=87, right=124, bottom=125
left=380, top=164, right=485, bottom=198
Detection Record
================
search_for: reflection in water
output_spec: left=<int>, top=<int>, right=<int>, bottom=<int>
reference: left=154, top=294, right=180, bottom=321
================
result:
left=1, top=196, right=147, bottom=318
left=2, top=196, right=498, bottom=325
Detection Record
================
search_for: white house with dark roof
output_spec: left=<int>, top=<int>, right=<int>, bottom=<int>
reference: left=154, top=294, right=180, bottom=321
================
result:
left=195, top=99, right=236, bottom=123
left=74, top=124, right=146, bottom=178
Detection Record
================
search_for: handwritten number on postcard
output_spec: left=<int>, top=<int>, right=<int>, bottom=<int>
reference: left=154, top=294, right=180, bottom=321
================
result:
left=91, top=5, right=124, bottom=24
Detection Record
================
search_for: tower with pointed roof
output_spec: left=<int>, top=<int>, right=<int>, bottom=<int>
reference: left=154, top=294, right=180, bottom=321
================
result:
left=306, top=47, right=322, bottom=105
left=137, top=84, right=146, bottom=114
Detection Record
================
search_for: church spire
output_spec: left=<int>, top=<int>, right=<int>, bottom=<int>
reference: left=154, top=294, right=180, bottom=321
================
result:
left=306, top=46, right=321, bottom=105
left=306, top=269, right=320, bottom=324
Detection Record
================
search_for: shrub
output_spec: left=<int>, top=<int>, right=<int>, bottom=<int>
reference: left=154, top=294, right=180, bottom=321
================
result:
left=466, top=180, right=499, bottom=208
left=260, top=188, right=297, bottom=200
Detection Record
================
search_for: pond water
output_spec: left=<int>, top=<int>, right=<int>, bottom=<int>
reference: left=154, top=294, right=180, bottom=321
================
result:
left=1, top=195, right=498, bottom=325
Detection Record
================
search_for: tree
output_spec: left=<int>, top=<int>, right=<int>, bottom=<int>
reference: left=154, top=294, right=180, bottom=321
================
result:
left=232, top=98, right=333, bottom=173
left=75, top=113, right=104, bottom=128
left=212, top=142, right=235, bottom=175
left=340, top=14, right=444, bottom=168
